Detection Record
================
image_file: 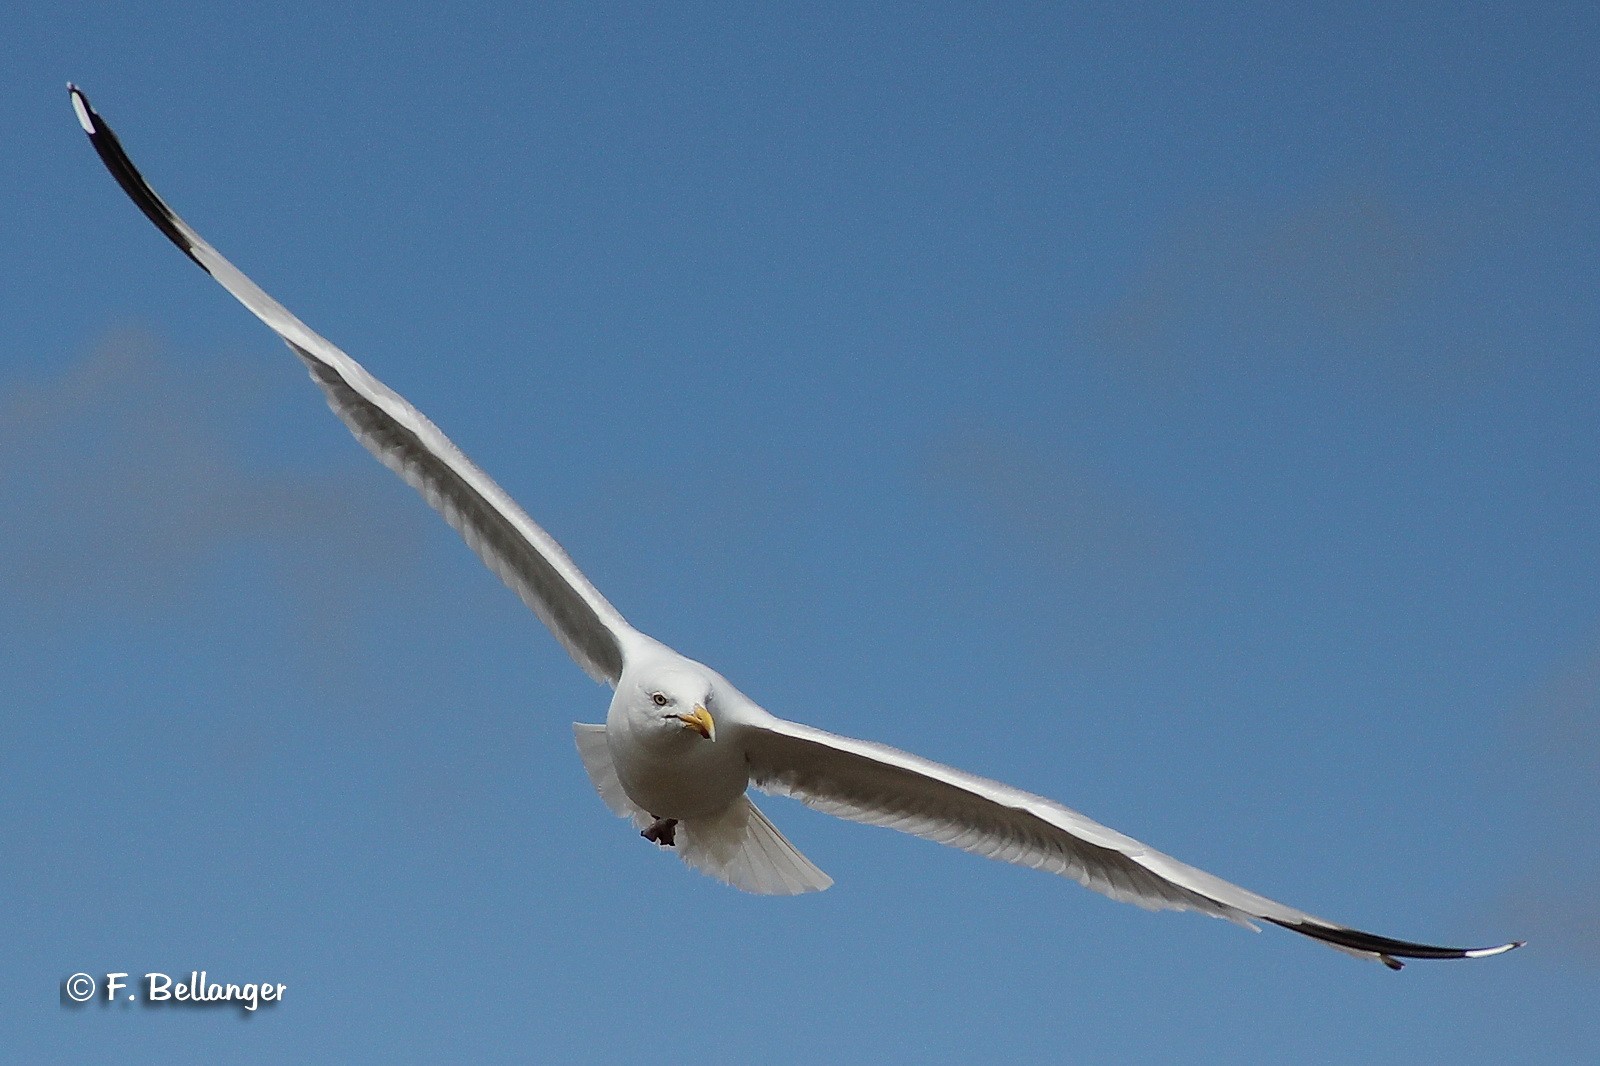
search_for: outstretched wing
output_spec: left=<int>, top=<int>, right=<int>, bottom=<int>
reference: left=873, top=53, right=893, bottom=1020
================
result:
left=744, top=716, right=1522, bottom=968
left=70, top=86, right=632, bottom=685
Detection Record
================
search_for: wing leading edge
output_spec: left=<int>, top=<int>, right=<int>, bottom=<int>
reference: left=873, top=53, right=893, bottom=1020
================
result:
left=70, top=85, right=632, bottom=685
left=745, top=717, right=1522, bottom=968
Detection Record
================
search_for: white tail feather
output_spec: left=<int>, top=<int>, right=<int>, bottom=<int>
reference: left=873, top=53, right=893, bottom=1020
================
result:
left=572, top=722, right=832, bottom=895
left=678, top=797, right=833, bottom=895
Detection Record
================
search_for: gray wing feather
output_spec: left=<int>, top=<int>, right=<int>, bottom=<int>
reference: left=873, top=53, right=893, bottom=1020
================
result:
left=71, top=86, right=630, bottom=684
left=744, top=717, right=1522, bottom=968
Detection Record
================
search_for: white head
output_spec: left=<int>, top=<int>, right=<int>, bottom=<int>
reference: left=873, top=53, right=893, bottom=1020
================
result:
left=621, top=662, right=717, bottom=744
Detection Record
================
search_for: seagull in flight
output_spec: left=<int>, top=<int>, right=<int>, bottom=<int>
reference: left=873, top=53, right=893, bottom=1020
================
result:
left=67, top=85, right=1522, bottom=970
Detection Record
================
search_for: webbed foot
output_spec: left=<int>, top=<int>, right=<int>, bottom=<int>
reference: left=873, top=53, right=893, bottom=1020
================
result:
left=641, top=817, right=678, bottom=847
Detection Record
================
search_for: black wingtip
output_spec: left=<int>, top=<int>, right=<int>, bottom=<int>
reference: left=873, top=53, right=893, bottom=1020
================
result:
left=68, top=84, right=208, bottom=272
left=1266, top=918, right=1524, bottom=969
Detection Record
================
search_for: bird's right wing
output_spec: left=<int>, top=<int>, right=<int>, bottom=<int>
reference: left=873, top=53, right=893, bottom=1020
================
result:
left=743, top=716, right=1522, bottom=968
left=69, top=86, right=631, bottom=685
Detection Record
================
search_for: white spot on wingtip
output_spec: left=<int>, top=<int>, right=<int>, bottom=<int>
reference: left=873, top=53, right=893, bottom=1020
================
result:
left=1463, top=942, right=1523, bottom=958
left=70, top=88, right=95, bottom=134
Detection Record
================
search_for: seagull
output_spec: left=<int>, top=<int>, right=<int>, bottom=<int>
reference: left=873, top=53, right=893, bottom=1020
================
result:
left=68, top=84, right=1522, bottom=970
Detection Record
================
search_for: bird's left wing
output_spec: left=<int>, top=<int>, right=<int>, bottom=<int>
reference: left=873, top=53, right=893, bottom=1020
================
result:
left=743, top=716, right=1522, bottom=968
left=69, top=86, right=631, bottom=685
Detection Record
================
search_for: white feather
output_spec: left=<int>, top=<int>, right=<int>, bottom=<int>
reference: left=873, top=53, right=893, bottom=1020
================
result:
left=677, top=796, right=833, bottom=896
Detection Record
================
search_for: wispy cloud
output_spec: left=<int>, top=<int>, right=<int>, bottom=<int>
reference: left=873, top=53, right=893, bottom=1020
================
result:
left=1512, top=638, right=1600, bottom=795
left=1499, top=637, right=1600, bottom=967
left=919, top=426, right=1183, bottom=654
left=0, top=332, right=425, bottom=638
left=1501, top=876, right=1600, bottom=967
left=1087, top=187, right=1513, bottom=393
left=924, top=427, right=1174, bottom=577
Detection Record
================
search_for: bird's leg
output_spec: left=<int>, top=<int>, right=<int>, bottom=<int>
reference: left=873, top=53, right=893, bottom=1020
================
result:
left=641, top=817, right=678, bottom=847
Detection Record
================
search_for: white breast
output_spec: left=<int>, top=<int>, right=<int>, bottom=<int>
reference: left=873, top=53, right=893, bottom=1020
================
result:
left=604, top=693, right=748, bottom=820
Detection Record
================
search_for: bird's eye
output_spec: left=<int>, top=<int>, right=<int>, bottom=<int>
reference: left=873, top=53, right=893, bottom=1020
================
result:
left=651, top=692, right=669, bottom=707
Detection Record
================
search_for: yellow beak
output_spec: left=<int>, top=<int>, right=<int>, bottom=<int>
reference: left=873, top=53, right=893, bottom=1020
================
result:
left=676, top=705, right=716, bottom=741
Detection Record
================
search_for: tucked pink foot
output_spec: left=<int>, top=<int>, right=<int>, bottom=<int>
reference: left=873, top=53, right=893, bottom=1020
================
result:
left=642, top=817, right=678, bottom=847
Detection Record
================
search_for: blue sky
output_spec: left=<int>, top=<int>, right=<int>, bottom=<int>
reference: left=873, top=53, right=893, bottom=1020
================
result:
left=4, top=3, right=1597, bottom=1061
